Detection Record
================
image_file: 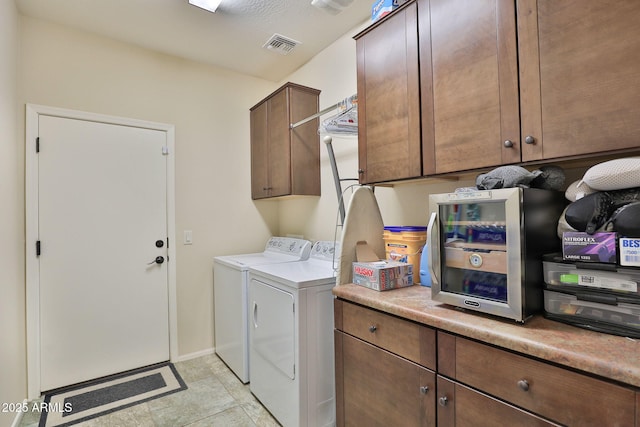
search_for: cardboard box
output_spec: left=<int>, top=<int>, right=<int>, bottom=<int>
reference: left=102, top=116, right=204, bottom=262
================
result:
left=371, top=0, right=409, bottom=22
left=353, top=260, right=413, bottom=291
left=351, top=240, right=413, bottom=291
left=619, top=237, right=640, bottom=267
left=562, top=232, right=617, bottom=263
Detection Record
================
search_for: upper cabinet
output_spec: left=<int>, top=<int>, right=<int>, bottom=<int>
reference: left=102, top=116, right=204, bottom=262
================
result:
left=250, top=83, right=321, bottom=200
left=356, top=0, right=640, bottom=184
left=355, top=2, right=421, bottom=184
left=428, top=0, right=520, bottom=174
left=518, top=0, right=640, bottom=162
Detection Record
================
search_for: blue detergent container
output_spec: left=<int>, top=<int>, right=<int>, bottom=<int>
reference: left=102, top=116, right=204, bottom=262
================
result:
left=419, top=243, right=431, bottom=287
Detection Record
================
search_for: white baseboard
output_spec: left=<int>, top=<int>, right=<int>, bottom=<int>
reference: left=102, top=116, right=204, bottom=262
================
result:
left=173, top=347, right=215, bottom=363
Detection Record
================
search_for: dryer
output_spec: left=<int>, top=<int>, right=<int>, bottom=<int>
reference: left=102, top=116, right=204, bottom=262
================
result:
left=213, top=236, right=312, bottom=383
left=248, top=240, right=339, bottom=427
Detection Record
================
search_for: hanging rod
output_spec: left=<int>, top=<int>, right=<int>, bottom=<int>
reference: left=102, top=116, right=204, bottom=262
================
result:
left=290, top=94, right=357, bottom=129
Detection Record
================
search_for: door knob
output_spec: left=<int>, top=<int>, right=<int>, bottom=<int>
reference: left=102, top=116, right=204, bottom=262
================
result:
left=148, top=256, right=165, bottom=265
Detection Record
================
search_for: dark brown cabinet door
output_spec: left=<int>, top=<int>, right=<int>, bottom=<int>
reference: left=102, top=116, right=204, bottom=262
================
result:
left=428, top=0, right=520, bottom=174
left=518, top=0, right=640, bottom=161
left=355, top=2, right=421, bottom=184
left=250, top=101, right=269, bottom=199
left=267, top=89, right=292, bottom=198
left=335, top=331, right=436, bottom=427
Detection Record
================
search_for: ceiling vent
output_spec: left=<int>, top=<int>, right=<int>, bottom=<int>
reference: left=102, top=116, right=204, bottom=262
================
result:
left=263, top=34, right=301, bottom=55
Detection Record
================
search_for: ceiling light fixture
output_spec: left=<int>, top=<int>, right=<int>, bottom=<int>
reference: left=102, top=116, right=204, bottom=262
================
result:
left=189, top=0, right=222, bottom=13
left=311, top=0, right=354, bottom=15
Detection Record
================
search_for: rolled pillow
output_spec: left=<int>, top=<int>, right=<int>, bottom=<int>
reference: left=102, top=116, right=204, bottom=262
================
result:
left=582, top=157, right=640, bottom=191
left=564, top=179, right=597, bottom=202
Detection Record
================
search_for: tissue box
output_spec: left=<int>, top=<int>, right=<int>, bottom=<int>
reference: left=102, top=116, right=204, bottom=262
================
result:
left=562, top=232, right=617, bottom=263
left=353, top=260, right=413, bottom=291
left=371, top=0, right=409, bottom=22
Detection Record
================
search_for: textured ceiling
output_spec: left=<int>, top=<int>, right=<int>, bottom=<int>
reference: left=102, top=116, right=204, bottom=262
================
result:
left=16, top=0, right=373, bottom=82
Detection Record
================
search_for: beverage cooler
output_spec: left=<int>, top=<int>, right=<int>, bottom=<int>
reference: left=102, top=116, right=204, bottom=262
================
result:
left=427, top=188, right=567, bottom=322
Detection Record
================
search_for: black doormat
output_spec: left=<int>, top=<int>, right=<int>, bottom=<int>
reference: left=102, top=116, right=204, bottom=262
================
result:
left=39, top=362, right=187, bottom=427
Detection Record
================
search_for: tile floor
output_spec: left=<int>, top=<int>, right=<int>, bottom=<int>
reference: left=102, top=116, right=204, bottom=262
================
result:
left=18, top=353, right=280, bottom=427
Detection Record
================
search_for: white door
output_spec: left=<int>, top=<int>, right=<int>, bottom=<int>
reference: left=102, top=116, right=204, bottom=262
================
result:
left=249, top=278, right=297, bottom=427
left=37, top=115, right=170, bottom=391
left=250, top=279, right=295, bottom=380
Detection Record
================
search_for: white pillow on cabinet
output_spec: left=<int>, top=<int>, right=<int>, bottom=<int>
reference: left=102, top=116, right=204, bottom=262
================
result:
left=582, top=157, right=640, bottom=191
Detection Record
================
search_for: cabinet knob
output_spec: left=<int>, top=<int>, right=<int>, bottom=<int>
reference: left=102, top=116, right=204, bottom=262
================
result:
left=517, top=379, right=530, bottom=391
left=368, top=325, right=377, bottom=333
left=503, top=140, right=514, bottom=148
left=358, top=169, right=365, bottom=174
left=420, top=386, right=429, bottom=395
left=438, top=396, right=449, bottom=407
left=524, top=135, right=536, bottom=145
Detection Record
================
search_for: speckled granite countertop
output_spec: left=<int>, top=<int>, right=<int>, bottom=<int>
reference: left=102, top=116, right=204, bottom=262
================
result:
left=333, top=284, right=640, bottom=388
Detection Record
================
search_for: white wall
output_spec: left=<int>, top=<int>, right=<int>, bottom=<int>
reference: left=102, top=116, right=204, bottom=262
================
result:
left=18, top=15, right=280, bottom=358
left=0, top=0, right=26, bottom=425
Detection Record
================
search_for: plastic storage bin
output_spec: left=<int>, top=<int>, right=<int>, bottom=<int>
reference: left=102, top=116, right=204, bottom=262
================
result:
left=383, top=226, right=427, bottom=283
left=544, top=289, right=640, bottom=338
left=543, top=253, right=640, bottom=301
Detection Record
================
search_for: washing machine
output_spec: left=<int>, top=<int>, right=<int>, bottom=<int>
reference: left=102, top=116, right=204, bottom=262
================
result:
left=248, top=240, right=339, bottom=427
left=213, top=236, right=312, bottom=384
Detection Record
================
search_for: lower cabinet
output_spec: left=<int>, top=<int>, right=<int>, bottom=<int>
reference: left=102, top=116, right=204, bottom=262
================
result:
left=437, top=331, right=636, bottom=426
left=437, top=376, right=559, bottom=427
left=335, top=299, right=639, bottom=427
left=334, top=299, right=437, bottom=426
left=335, top=332, right=436, bottom=426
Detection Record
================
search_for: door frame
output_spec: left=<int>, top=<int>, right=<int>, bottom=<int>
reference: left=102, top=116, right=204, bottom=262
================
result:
left=25, top=104, right=178, bottom=399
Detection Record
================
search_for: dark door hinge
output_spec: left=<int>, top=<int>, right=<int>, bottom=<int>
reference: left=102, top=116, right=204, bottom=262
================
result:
left=36, top=137, right=40, bottom=153
left=36, top=241, right=41, bottom=256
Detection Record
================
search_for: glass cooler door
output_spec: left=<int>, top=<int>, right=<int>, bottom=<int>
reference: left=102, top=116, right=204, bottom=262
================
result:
left=437, top=200, right=508, bottom=303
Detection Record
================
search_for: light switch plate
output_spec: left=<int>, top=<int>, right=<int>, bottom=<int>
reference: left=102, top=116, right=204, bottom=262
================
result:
left=184, top=230, right=193, bottom=245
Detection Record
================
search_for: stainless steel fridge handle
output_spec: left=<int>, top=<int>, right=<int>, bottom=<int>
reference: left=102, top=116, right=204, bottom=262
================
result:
left=427, top=211, right=440, bottom=287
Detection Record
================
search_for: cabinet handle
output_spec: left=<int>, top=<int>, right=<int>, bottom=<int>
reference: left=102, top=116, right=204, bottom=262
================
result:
left=517, top=379, right=530, bottom=391
left=438, top=396, right=448, bottom=407
left=524, top=135, right=536, bottom=145
left=358, top=169, right=365, bottom=174
left=368, top=325, right=377, bottom=333
left=420, top=386, right=429, bottom=395
left=503, top=140, right=514, bottom=148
